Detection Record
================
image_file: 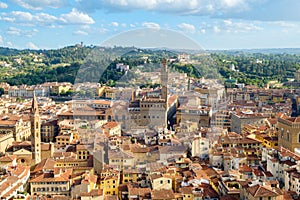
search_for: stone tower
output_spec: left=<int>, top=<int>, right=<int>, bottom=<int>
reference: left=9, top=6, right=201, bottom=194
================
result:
left=161, top=59, right=168, bottom=102
left=31, top=93, right=41, bottom=164
left=161, top=59, right=168, bottom=128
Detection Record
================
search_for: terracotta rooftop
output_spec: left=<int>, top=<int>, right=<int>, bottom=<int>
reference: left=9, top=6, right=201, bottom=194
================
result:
left=0, top=154, right=16, bottom=162
left=239, top=165, right=253, bottom=173
left=247, top=184, right=282, bottom=197
left=29, top=168, right=72, bottom=183
left=128, top=184, right=151, bottom=196
left=92, top=100, right=111, bottom=105
left=285, top=117, right=300, bottom=123
left=102, top=121, right=120, bottom=129
left=81, top=189, right=103, bottom=197
left=33, top=158, right=56, bottom=173
left=180, top=186, right=194, bottom=194
left=151, top=189, right=175, bottom=200
left=76, top=144, right=89, bottom=151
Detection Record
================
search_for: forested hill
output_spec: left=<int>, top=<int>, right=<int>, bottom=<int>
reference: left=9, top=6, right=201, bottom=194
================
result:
left=0, top=45, right=299, bottom=87
left=0, top=45, right=177, bottom=85
left=212, top=52, right=300, bottom=87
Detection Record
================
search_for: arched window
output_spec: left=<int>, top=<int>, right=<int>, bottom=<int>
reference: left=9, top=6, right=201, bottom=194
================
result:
left=281, top=128, right=284, bottom=138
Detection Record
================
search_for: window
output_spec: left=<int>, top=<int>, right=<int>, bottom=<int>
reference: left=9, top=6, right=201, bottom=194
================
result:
left=298, top=133, right=300, bottom=143
left=160, top=180, right=163, bottom=184
left=281, top=128, right=284, bottom=138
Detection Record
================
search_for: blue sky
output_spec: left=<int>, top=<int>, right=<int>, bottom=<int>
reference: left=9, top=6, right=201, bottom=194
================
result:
left=0, top=0, right=300, bottom=50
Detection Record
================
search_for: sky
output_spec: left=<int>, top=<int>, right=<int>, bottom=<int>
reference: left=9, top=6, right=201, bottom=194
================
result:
left=0, top=0, right=300, bottom=50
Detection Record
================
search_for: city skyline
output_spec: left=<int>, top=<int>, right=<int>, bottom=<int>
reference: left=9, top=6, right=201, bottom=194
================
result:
left=0, top=0, right=300, bottom=50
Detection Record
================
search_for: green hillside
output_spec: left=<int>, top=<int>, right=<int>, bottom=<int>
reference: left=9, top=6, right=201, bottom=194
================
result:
left=0, top=45, right=299, bottom=88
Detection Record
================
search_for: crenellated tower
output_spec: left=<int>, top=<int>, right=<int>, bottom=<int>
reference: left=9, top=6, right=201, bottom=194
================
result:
left=161, top=59, right=168, bottom=128
left=161, top=59, right=168, bottom=102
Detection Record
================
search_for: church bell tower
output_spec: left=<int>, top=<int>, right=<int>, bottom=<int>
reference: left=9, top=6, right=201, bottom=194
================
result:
left=31, top=93, right=41, bottom=164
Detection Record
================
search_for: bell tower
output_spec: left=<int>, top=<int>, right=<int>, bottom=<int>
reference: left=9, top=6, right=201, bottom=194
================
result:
left=31, top=93, right=41, bottom=164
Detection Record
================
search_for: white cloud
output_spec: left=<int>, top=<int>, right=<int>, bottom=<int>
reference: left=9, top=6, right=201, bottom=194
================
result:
left=142, top=22, right=160, bottom=30
left=1, top=11, right=55, bottom=26
left=198, top=19, right=263, bottom=34
left=222, top=20, right=263, bottom=33
left=6, top=27, right=38, bottom=37
left=272, top=21, right=297, bottom=28
left=78, top=0, right=253, bottom=16
left=221, top=0, right=246, bottom=8
left=270, top=21, right=300, bottom=33
left=213, top=26, right=220, bottom=33
left=60, top=8, right=95, bottom=24
left=76, top=0, right=300, bottom=22
left=110, top=22, right=119, bottom=27
left=36, top=13, right=58, bottom=24
left=6, top=27, right=21, bottom=36
left=74, top=30, right=88, bottom=35
left=10, top=11, right=33, bottom=21
left=223, top=19, right=233, bottom=26
left=11, top=0, right=68, bottom=10
left=1, top=9, right=94, bottom=26
left=200, top=29, right=206, bottom=34
left=27, top=42, right=38, bottom=49
left=177, top=23, right=196, bottom=33
left=7, top=41, right=12, bottom=47
left=0, top=2, right=8, bottom=9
